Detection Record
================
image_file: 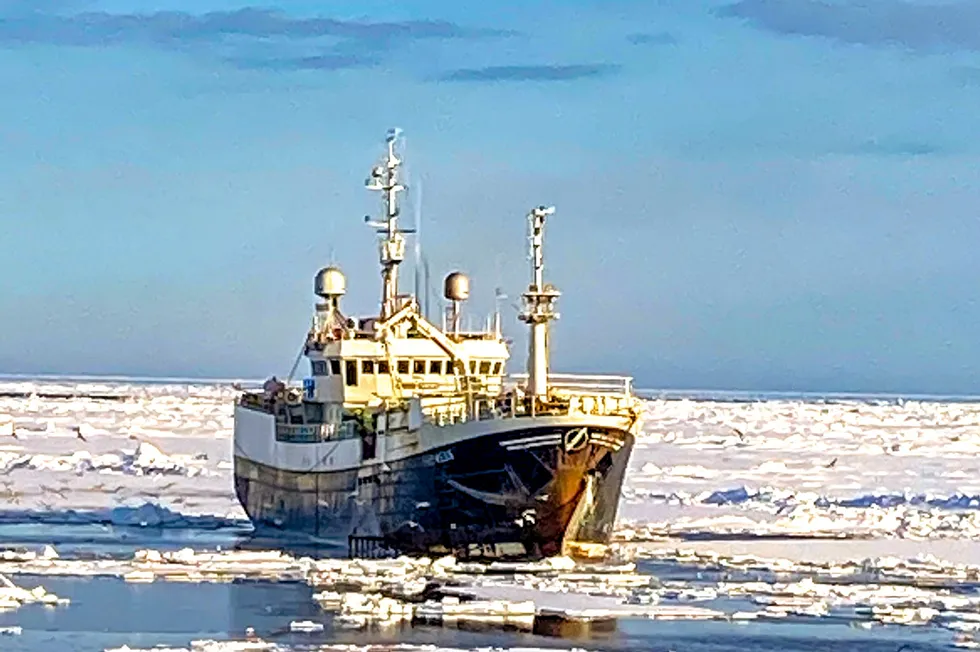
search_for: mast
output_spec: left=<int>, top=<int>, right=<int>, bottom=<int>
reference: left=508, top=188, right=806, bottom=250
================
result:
left=413, top=177, right=427, bottom=320
left=518, top=206, right=560, bottom=397
left=493, top=287, right=506, bottom=338
left=365, top=128, right=408, bottom=320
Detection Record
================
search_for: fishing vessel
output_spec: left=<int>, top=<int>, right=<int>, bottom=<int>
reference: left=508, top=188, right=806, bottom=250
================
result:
left=233, top=130, right=642, bottom=559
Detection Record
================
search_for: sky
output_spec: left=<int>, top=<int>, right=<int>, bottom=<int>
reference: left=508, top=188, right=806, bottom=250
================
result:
left=1, top=0, right=979, bottom=394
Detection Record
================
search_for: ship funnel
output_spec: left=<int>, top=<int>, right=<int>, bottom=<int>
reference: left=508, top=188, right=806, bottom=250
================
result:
left=444, top=271, right=469, bottom=334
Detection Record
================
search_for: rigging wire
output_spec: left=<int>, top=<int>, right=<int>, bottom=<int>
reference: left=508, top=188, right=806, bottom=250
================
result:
left=286, top=339, right=307, bottom=383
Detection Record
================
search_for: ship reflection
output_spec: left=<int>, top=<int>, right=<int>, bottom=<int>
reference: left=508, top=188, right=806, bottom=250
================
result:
left=231, top=527, right=349, bottom=559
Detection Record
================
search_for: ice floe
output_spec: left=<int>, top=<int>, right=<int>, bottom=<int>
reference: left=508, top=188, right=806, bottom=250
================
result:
left=0, top=546, right=310, bottom=582
left=2, top=538, right=980, bottom=645
left=0, top=440, right=210, bottom=477
left=0, top=501, right=247, bottom=529
left=4, top=378, right=980, bottom=545
left=106, top=644, right=598, bottom=652
left=0, top=378, right=243, bottom=519
left=620, top=395, right=980, bottom=541
left=0, top=573, right=69, bottom=610
left=633, top=545, right=980, bottom=633
left=106, top=643, right=281, bottom=652
left=4, top=378, right=980, bottom=648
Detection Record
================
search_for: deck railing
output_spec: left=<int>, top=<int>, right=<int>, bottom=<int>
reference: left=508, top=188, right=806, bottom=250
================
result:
left=240, top=373, right=637, bottom=436
left=507, top=373, right=634, bottom=398
left=420, top=374, right=637, bottom=426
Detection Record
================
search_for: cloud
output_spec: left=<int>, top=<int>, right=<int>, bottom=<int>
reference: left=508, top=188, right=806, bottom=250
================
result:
left=0, top=7, right=506, bottom=45
left=952, top=66, right=980, bottom=86
left=0, top=6, right=512, bottom=71
left=0, top=0, right=83, bottom=16
left=228, top=53, right=379, bottom=72
left=439, top=64, right=620, bottom=83
left=719, top=0, right=980, bottom=52
left=850, top=138, right=944, bottom=157
left=626, top=32, right=676, bottom=46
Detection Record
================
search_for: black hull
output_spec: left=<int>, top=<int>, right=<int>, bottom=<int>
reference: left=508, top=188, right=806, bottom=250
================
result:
left=234, top=425, right=634, bottom=559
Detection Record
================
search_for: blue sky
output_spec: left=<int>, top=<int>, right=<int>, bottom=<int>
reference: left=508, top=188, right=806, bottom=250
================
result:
left=1, top=0, right=979, bottom=393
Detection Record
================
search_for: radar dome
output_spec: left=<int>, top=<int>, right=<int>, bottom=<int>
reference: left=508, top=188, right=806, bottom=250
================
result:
left=444, top=272, right=470, bottom=302
left=314, top=266, right=346, bottom=299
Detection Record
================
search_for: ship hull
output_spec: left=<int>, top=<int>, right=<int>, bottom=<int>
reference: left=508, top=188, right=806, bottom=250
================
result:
left=233, top=423, right=634, bottom=559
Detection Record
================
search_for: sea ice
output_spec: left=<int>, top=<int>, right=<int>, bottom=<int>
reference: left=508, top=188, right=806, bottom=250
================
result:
left=0, top=573, right=69, bottom=610
left=5, top=376, right=980, bottom=643
left=4, top=378, right=980, bottom=545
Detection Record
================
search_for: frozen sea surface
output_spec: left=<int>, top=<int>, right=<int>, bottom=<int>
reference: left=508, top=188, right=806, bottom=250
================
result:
left=0, top=562, right=962, bottom=652
left=3, top=377, right=979, bottom=541
left=1, top=377, right=979, bottom=651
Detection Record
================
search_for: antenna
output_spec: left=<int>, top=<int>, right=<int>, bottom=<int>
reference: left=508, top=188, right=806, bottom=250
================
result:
left=494, top=287, right=506, bottom=338
left=423, top=255, right=432, bottom=320
left=493, top=253, right=504, bottom=337
left=364, top=128, right=414, bottom=320
left=413, top=177, right=423, bottom=316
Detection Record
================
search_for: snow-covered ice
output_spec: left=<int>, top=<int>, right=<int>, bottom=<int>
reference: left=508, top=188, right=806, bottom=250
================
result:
left=0, top=378, right=245, bottom=522
left=0, top=573, right=68, bottom=610
left=4, top=378, right=980, bottom=545
left=4, top=377, right=980, bottom=648
left=622, top=396, right=980, bottom=540
left=106, top=645, right=599, bottom=652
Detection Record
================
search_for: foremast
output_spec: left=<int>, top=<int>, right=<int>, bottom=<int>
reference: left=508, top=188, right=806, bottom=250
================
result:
left=519, top=206, right=560, bottom=397
left=365, top=128, right=409, bottom=320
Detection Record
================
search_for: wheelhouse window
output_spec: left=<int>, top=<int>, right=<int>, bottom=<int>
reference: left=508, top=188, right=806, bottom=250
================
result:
left=361, top=360, right=375, bottom=374
left=378, top=361, right=390, bottom=374
left=492, top=362, right=502, bottom=374
left=329, top=359, right=342, bottom=375
left=397, top=360, right=410, bottom=374
left=469, top=361, right=477, bottom=374
left=311, top=360, right=328, bottom=375
left=345, top=360, right=358, bottom=387
left=428, top=360, right=441, bottom=374
left=413, top=360, right=425, bottom=375
left=479, top=361, right=491, bottom=374
left=443, top=360, right=453, bottom=374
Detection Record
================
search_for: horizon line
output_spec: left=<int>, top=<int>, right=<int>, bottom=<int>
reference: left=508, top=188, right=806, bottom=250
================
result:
left=1, top=372, right=978, bottom=402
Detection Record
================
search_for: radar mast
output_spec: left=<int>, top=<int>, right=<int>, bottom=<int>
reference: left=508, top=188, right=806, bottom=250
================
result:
left=365, top=129, right=409, bottom=320
left=518, top=206, right=560, bottom=397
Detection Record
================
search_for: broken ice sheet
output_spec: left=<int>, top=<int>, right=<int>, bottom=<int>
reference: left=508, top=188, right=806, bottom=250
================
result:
left=0, top=573, right=69, bottom=610
left=4, top=379, right=980, bottom=544
left=2, top=379, right=980, bottom=649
